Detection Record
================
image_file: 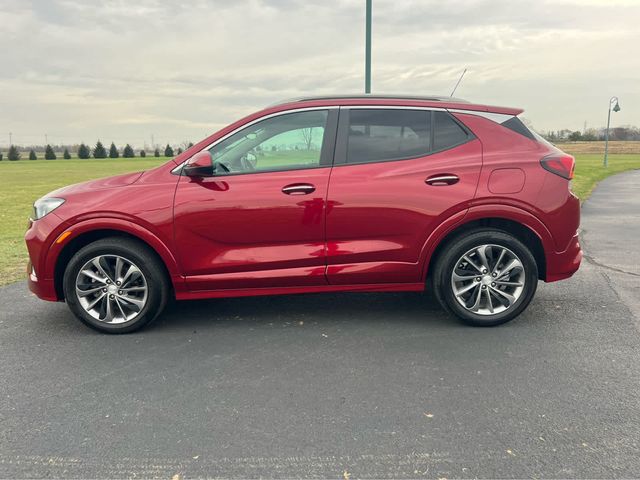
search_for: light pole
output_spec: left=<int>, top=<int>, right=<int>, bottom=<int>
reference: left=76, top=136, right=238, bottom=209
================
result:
left=365, top=0, right=372, bottom=94
left=603, top=96, right=620, bottom=167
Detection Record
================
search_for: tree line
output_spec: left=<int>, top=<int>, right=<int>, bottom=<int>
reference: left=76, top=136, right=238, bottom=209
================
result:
left=540, top=125, right=640, bottom=143
left=0, top=141, right=194, bottom=161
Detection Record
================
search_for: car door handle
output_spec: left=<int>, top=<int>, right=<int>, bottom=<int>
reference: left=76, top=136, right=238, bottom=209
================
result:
left=282, top=183, right=316, bottom=195
left=425, top=174, right=459, bottom=186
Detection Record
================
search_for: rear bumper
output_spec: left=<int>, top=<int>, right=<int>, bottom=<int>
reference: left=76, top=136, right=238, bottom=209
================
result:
left=545, top=232, right=582, bottom=282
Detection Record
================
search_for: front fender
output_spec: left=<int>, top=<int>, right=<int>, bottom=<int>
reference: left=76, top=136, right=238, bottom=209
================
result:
left=44, top=217, right=185, bottom=294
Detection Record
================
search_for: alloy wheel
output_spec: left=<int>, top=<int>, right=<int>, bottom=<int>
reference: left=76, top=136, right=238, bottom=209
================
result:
left=450, top=244, right=526, bottom=316
left=75, top=254, right=148, bottom=324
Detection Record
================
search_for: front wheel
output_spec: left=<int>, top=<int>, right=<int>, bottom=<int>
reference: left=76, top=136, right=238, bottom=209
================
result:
left=433, top=229, right=538, bottom=326
left=63, top=237, right=169, bottom=333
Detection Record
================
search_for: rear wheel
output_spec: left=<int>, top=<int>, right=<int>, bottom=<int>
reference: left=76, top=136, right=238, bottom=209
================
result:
left=433, top=229, right=538, bottom=326
left=63, top=237, right=169, bottom=333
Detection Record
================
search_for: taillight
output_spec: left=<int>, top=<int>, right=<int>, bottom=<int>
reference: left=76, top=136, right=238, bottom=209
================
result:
left=540, top=154, right=575, bottom=180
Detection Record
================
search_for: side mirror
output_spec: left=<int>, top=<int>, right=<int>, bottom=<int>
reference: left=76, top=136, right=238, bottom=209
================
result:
left=183, top=151, right=213, bottom=177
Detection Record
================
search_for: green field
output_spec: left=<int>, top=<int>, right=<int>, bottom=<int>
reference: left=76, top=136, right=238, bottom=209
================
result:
left=1, top=153, right=639, bottom=285
left=0, top=157, right=171, bottom=285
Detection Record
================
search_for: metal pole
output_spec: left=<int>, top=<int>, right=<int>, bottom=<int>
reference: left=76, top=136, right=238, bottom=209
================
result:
left=365, top=0, right=372, bottom=94
left=604, top=105, right=611, bottom=168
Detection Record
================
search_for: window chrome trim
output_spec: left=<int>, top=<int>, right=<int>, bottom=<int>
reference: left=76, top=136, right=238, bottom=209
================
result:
left=172, top=106, right=338, bottom=174
left=333, top=106, right=476, bottom=167
left=172, top=104, right=468, bottom=175
left=345, top=105, right=447, bottom=113
left=447, top=109, right=514, bottom=124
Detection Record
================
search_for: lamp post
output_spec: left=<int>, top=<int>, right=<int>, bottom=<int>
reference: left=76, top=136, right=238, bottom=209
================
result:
left=365, top=0, right=372, bottom=94
left=603, top=96, right=620, bottom=168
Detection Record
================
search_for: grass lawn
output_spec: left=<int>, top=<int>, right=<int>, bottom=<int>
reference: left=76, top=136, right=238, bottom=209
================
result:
left=1, top=153, right=639, bottom=285
left=571, top=154, right=640, bottom=199
left=0, top=157, right=171, bottom=285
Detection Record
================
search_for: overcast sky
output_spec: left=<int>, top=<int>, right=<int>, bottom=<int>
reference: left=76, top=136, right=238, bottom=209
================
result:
left=1, top=0, right=639, bottom=147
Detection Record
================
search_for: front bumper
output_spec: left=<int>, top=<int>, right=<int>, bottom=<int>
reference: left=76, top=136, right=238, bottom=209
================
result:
left=27, top=260, right=58, bottom=301
left=545, top=232, right=582, bottom=282
left=25, top=213, right=66, bottom=302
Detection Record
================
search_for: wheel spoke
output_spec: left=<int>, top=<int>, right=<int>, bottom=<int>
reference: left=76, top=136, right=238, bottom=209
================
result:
left=115, top=257, right=124, bottom=281
left=469, top=285, right=483, bottom=312
left=102, top=296, right=115, bottom=322
left=121, top=264, right=141, bottom=287
left=92, top=257, right=113, bottom=283
left=86, top=292, right=106, bottom=310
left=121, top=285, right=146, bottom=293
left=114, top=297, right=128, bottom=320
left=76, top=285, right=105, bottom=297
left=476, top=245, right=491, bottom=271
left=484, top=288, right=494, bottom=313
left=118, top=295, right=145, bottom=311
left=80, top=269, right=107, bottom=284
left=462, top=255, right=483, bottom=273
left=489, top=286, right=516, bottom=306
left=455, top=282, right=478, bottom=297
left=491, top=248, right=507, bottom=274
left=497, top=258, right=523, bottom=280
left=495, top=280, right=524, bottom=287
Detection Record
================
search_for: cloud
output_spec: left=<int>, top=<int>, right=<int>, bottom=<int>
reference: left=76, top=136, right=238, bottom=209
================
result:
left=1, top=0, right=638, bottom=146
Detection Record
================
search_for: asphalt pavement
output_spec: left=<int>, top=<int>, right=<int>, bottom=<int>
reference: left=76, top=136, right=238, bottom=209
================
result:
left=1, top=170, right=639, bottom=478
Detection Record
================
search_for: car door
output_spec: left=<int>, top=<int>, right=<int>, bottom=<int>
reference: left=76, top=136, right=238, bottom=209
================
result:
left=174, top=108, right=338, bottom=291
left=325, top=107, right=483, bottom=285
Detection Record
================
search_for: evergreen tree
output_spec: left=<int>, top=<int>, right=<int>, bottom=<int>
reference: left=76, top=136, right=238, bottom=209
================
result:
left=8, top=145, right=21, bottom=161
left=0, top=152, right=3, bottom=161
left=123, top=144, right=135, bottom=158
left=154, top=148, right=160, bottom=157
left=78, top=143, right=90, bottom=159
left=108, top=142, right=119, bottom=158
left=187, top=142, right=194, bottom=148
left=44, top=144, right=57, bottom=160
left=176, top=147, right=183, bottom=155
left=63, top=148, right=71, bottom=159
left=164, top=144, right=174, bottom=157
left=29, top=149, right=37, bottom=160
left=93, top=141, right=107, bottom=158
left=140, top=150, right=146, bottom=157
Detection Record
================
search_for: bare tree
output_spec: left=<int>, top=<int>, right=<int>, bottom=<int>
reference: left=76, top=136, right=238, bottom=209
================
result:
left=300, top=127, right=314, bottom=150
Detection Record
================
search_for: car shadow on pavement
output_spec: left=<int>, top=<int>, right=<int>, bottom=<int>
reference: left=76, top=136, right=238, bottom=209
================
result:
left=152, top=290, right=455, bottom=332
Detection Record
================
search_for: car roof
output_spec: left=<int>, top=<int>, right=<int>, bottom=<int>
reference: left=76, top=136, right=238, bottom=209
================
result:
left=268, top=94, right=523, bottom=116
left=271, top=94, right=469, bottom=105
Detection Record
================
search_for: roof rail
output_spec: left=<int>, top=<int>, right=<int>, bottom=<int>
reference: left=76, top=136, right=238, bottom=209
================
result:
left=269, top=94, right=469, bottom=107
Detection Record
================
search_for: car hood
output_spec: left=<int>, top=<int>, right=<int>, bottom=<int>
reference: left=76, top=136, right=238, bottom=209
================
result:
left=48, top=171, right=145, bottom=197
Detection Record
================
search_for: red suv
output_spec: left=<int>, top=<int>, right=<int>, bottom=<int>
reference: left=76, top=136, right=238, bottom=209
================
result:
left=25, top=95, right=582, bottom=333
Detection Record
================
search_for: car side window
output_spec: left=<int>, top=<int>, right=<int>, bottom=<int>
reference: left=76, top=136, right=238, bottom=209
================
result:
left=346, top=109, right=431, bottom=164
left=209, top=110, right=328, bottom=175
left=433, top=111, right=470, bottom=151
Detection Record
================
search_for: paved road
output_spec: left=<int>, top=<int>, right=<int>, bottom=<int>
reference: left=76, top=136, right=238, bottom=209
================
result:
left=1, top=171, right=639, bottom=479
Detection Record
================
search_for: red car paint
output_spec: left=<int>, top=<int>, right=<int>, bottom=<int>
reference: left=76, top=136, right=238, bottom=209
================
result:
left=25, top=96, right=581, bottom=303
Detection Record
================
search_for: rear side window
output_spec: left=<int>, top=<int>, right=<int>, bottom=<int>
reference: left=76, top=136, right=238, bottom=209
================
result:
left=500, top=116, right=536, bottom=141
left=346, top=109, right=431, bottom=163
left=433, top=111, right=470, bottom=151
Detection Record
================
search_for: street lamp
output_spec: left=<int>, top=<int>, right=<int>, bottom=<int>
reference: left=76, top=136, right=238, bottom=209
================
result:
left=365, top=0, right=372, bottom=94
left=603, top=96, right=620, bottom=167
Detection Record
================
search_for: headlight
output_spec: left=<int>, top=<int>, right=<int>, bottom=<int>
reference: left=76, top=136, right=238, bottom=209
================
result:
left=32, top=197, right=65, bottom=220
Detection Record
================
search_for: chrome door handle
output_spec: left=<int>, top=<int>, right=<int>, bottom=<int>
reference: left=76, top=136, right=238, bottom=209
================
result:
left=425, top=174, right=459, bottom=186
left=282, top=183, right=316, bottom=195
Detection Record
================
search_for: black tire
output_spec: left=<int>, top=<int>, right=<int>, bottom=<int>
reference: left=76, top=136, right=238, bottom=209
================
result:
left=63, top=237, right=169, bottom=333
left=433, top=229, right=538, bottom=327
